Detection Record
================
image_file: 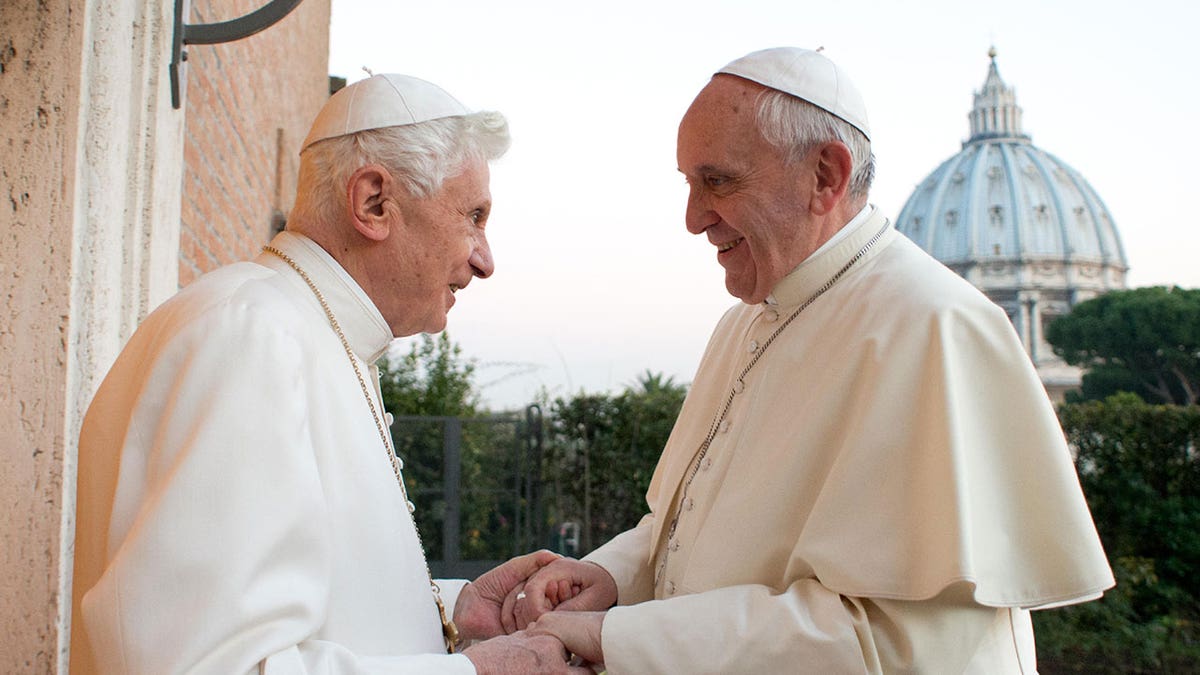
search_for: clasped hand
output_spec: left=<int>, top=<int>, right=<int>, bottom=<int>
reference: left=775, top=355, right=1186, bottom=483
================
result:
left=454, top=551, right=618, bottom=669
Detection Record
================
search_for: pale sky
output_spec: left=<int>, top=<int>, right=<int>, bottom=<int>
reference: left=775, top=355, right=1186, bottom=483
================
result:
left=328, top=0, right=1200, bottom=410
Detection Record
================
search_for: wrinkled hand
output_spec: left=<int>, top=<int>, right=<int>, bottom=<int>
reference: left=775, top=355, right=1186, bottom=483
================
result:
left=462, top=631, right=593, bottom=675
left=454, top=550, right=562, bottom=641
left=506, top=558, right=618, bottom=632
left=528, top=611, right=607, bottom=667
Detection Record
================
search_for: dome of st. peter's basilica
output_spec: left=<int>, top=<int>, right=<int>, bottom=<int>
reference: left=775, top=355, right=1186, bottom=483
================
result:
left=896, top=48, right=1128, bottom=401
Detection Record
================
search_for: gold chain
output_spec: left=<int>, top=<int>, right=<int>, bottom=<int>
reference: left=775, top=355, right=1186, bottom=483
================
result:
left=263, top=245, right=460, bottom=653
left=655, top=220, right=890, bottom=587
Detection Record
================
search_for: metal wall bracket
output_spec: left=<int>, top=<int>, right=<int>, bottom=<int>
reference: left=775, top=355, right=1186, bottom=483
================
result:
left=170, top=0, right=306, bottom=109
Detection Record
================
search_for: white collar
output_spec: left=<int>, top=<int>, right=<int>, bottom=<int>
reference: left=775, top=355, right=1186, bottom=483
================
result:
left=257, top=231, right=394, bottom=364
left=765, top=203, right=874, bottom=306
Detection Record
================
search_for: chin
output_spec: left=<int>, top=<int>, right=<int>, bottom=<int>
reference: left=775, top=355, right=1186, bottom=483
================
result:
left=729, top=287, right=768, bottom=305
left=725, top=272, right=771, bottom=304
left=390, top=316, right=447, bottom=338
left=725, top=279, right=754, bottom=304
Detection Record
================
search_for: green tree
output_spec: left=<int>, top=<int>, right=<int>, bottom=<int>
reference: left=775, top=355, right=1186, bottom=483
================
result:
left=1034, top=394, right=1200, bottom=673
left=379, top=333, right=520, bottom=563
left=607, top=371, right=688, bottom=532
left=1045, top=286, right=1200, bottom=404
left=546, top=371, right=687, bottom=554
left=380, top=332, right=479, bottom=417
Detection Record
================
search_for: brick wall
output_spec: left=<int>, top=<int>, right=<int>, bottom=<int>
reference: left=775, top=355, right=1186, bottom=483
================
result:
left=179, top=0, right=332, bottom=286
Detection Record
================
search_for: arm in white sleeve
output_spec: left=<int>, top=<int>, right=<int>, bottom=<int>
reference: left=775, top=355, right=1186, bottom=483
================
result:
left=259, top=646, right=473, bottom=675
left=597, top=580, right=1006, bottom=674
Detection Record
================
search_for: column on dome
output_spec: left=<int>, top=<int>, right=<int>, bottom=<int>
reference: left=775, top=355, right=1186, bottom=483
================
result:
left=1017, top=293, right=1033, bottom=356
left=1029, top=291, right=1044, bottom=364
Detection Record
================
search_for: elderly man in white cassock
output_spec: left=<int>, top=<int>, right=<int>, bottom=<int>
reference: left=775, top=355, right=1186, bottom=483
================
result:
left=508, top=47, right=1116, bottom=673
left=70, top=74, right=590, bottom=675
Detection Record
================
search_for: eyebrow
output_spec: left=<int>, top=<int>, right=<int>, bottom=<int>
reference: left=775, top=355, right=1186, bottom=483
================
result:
left=696, top=163, right=733, bottom=173
left=680, top=164, right=734, bottom=178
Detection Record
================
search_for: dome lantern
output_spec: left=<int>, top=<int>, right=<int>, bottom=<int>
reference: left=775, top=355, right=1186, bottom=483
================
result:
left=968, top=47, right=1029, bottom=144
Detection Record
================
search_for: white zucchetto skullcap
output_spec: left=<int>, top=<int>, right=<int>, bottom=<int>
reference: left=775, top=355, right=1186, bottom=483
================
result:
left=301, top=74, right=471, bottom=152
left=717, top=47, right=871, bottom=141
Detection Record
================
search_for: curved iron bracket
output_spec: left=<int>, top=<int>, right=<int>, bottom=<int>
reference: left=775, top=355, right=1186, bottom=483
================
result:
left=170, top=0, right=306, bottom=109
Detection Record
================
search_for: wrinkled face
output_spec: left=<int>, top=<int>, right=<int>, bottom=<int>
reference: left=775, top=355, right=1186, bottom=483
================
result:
left=383, top=158, right=494, bottom=336
left=677, top=76, right=819, bottom=304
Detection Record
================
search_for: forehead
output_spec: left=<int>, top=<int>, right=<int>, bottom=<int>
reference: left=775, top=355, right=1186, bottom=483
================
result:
left=439, top=158, right=491, bottom=202
left=677, top=76, right=771, bottom=168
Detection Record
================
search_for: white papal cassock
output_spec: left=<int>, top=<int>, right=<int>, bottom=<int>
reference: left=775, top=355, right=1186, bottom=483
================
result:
left=71, top=232, right=474, bottom=674
left=585, top=207, right=1115, bottom=674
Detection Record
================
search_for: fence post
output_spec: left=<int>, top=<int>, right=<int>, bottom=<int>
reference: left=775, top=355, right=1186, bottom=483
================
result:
left=442, top=417, right=462, bottom=570
left=526, top=404, right=543, bottom=553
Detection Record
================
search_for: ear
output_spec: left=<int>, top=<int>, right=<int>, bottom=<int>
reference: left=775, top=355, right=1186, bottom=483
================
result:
left=346, top=164, right=399, bottom=242
left=808, top=142, right=854, bottom=216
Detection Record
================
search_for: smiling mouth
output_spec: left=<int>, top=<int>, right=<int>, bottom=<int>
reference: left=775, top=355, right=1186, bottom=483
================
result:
left=718, top=238, right=744, bottom=253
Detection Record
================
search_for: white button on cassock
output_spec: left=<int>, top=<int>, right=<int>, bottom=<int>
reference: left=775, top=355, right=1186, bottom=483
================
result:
left=748, top=340, right=759, bottom=353
left=406, top=500, right=416, bottom=513
left=666, top=581, right=676, bottom=595
left=719, top=419, right=730, bottom=434
left=684, top=497, right=694, bottom=511
left=669, top=540, right=680, bottom=552
left=384, top=412, right=394, bottom=426
left=764, top=309, right=779, bottom=322
left=701, top=457, right=713, bottom=471
left=733, top=379, right=745, bottom=394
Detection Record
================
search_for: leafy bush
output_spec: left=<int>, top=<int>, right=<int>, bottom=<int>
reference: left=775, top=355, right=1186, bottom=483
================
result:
left=544, top=371, right=687, bottom=554
left=1035, top=395, right=1200, bottom=673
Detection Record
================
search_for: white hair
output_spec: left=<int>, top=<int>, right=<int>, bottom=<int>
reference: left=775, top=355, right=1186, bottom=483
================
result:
left=755, top=89, right=875, bottom=198
left=290, top=111, right=510, bottom=227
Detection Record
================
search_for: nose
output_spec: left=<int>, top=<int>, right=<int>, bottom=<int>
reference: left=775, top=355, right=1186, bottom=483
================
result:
left=685, top=187, right=717, bottom=235
left=469, top=236, right=494, bottom=279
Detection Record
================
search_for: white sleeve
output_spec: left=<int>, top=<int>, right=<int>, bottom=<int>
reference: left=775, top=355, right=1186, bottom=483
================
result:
left=598, top=580, right=1004, bottom=674
left=261, top=646, right=474, bottom=675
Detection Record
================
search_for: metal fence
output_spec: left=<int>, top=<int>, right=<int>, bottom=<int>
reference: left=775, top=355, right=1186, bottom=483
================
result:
left=389, top=405, right=545, bottom=579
